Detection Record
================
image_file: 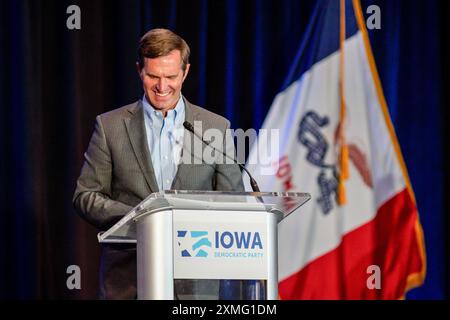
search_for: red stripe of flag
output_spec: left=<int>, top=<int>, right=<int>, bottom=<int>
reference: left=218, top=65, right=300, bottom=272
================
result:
left=279, top=188, right=423, bottom=299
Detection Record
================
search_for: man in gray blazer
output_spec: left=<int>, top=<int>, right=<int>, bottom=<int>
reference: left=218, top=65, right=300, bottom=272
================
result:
left=73, top=28, right=244, bottom=299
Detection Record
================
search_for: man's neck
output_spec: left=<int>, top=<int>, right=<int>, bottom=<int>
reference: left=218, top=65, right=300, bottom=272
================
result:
left=144, top=95, right=181, bottom=118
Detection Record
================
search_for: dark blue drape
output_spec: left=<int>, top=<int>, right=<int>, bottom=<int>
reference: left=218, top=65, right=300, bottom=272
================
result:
left=0, top=0, right=447, bottom=299
left=366, top=0, right=445, bottom=299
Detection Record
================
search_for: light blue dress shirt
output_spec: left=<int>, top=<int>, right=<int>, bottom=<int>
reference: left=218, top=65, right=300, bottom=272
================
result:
left=142, top=95, right=185, bottom=191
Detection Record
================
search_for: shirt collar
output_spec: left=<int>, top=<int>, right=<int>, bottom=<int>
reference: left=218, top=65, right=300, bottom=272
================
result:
left=142, top=94, right=185, bottom=123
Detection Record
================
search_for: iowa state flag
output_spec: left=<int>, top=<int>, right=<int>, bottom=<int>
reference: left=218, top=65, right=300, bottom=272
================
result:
left=246, top=0, right=426, bottom=299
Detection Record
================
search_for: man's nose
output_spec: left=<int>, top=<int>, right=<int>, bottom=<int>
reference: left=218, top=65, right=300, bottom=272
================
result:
left=157, top=78, right=167, bottom=91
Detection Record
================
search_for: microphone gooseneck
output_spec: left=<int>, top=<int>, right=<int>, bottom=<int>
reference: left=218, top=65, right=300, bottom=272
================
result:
left=183, top=121, right=261, bottom=192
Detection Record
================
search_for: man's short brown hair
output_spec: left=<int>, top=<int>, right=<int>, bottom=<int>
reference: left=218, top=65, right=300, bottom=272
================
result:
left=137, top=28, right=190, bottom=73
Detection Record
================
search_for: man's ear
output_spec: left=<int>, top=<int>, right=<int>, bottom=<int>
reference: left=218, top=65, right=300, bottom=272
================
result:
left=136, top=62, right=142, bottom=77
left=182, top=64, right=191, bottom=81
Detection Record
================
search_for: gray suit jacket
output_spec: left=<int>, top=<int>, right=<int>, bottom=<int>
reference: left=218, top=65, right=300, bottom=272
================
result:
left=73, top=98, right=244, bottom=299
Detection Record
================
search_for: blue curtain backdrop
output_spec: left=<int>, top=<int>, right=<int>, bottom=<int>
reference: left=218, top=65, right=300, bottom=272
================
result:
left=0, top=0, right=447, bottom=299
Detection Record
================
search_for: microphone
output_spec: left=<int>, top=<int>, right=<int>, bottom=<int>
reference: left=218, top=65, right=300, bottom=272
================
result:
left=183, top=121, right=261, bottom=192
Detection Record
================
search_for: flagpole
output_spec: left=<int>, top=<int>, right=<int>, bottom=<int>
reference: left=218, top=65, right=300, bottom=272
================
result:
left=337, top=0, right=349, bottom=205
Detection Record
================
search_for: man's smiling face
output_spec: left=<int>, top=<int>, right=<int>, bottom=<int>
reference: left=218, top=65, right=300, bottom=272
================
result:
left=139, top=49, right=190, bottom=115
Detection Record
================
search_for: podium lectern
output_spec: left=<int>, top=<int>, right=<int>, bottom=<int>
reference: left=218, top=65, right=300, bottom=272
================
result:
left=98, top=190, right=310, bottom=300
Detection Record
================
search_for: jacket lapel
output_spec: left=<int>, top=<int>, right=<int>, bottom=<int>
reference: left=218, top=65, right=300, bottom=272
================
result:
left=182, top=98, right=201, bottom=159
left=124, top=100, right=159, bottom=192
left=184, top=98, right=198, bottom=128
